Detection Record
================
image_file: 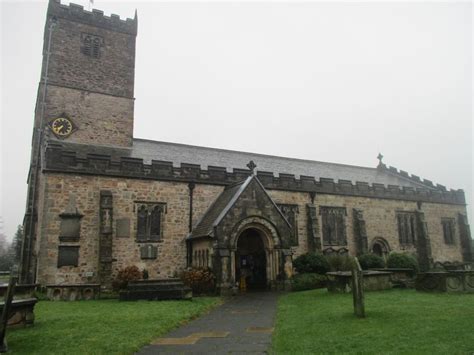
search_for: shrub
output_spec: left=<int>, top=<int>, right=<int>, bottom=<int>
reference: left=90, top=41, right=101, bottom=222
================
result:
left=327, top=254, right=355, bottom=272
left=181, top=267, right=216, bottom=295
left=112, top=265, right=141, bottom=291
left=291, top=273, right=327, bottom=292
left=387, top=252, right=419, bottom=273
left=293, top=253, right=330, bottom=274
left=358, top=253, right=385, bottom=270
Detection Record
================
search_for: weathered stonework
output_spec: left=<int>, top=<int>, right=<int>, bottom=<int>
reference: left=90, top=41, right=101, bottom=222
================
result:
left=33, top=171, right=469, bottom=287
left=21, top=1, right=472, bottom=293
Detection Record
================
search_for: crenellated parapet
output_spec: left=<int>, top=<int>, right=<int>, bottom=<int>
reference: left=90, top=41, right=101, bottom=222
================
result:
left=377, top=163, right=446, bottom=191
left=48, top=0, right=137, bottom=35
left=44, top=143, right=466, bottom=205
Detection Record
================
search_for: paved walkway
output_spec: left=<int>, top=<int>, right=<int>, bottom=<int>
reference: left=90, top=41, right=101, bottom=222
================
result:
left=138, top=292, right=279, bottom=354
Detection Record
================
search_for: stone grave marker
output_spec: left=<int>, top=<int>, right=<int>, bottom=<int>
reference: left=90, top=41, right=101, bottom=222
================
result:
left=0, top=273, right=17, bottom=353
left=351, top=257, right=365, bottom=318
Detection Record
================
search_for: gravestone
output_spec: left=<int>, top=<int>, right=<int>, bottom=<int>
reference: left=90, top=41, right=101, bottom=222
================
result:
left=0, top=274, right=17, bottom=353
left=351, top=257, right=365, bottom=318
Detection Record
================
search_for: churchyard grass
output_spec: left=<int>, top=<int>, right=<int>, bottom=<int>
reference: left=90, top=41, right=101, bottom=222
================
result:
left=273, top=289, right=474, bottom=354
left=6, top=297, right=220, bottom=354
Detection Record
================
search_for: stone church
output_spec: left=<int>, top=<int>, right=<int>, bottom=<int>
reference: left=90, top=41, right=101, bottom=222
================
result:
left=20, top=0, right=472, bottom=294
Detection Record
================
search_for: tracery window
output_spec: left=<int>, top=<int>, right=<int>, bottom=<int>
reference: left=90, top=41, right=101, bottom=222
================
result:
left=441, top=218, right=455, bottom=245
left=136, top=203, right=166, bottom=242
left=397, top=212, right=417, bottom=246
left=277, top=204, right=299, bottom=246
left=320, top=207, right=347, bottom=246
left=81, top=33, right=103, bottom=58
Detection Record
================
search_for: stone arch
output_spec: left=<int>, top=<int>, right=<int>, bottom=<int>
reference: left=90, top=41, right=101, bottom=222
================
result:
left=229, top=216, right=283, bottom=289
left=230, top=216, right=281, bottom=250
left=370, top=237, right=391, bottom=257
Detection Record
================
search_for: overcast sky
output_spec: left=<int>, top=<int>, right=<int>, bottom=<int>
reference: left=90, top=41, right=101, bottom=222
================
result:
left=1, top=0, right=472, bottom=240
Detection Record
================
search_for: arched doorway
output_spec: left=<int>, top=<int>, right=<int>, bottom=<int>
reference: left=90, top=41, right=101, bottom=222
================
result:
left=371, top=237, right=390, bottom=258
left=235, top=228, right=267, bottom=290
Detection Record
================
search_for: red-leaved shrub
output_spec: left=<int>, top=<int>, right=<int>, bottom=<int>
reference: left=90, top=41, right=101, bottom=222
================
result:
left=112, top=265, right=141, bottom=291
left=181, top=267, right=216, bottom=295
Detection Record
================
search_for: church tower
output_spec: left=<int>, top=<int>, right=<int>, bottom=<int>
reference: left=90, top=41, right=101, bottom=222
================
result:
left=36, top=0, right=137, bottom=147
left=20, top=0, right=137, bottom=282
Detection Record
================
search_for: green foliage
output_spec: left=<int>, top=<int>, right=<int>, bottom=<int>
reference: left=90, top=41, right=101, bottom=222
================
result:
left=386, top=252, right=419, bottom=272
left=291, top=273, right=327, bottom=291
left=181, top=267, right=216, bottom=295
left=326, top=254, right=355, bottom=271
left=112, top=265, right=141, bottom=291
left=358, top=253, right=385, bottom=270
left=13, top=225, right=23, bottom=262
left=7, top=297, right=220, bottom=354
left=293, top=253, right=330, bottom=274
left=0, top=225, right=24, bottom=272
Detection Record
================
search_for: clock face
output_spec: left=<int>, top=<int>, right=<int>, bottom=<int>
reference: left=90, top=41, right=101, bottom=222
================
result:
left=49, top=117, right=75, bottom=138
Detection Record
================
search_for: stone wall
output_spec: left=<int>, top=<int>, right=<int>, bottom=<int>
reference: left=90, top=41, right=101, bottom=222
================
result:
left=33, top=0, right=137, bottom=147
left=35, top=172, right=467, bottom=285
left=41, top=86, right=134, bottom=147
left=45, top=1, right=136, bottom=98
left=268, top=192, right=466, bottom=262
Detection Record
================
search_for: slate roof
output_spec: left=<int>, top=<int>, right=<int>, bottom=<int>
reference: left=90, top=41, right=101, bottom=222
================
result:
left=49, top=138, right=435, bottom=189
left=130, top=139, right=430, bottom=189
left=189, top=178, right=251, bottom=239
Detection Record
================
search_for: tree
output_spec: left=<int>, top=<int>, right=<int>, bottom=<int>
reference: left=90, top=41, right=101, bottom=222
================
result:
left=12, top=225, right=23, bottom=264
left=0, top=225, right=23, bottom=271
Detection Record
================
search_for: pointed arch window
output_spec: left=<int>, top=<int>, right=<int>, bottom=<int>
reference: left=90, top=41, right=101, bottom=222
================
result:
left=81, top=33, right=103, bottom=59
left=136, top=203, right=166, bottom=242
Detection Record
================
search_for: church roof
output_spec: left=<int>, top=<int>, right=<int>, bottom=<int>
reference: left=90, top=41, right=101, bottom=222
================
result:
left=46, top=138, right=445, bottom=191
left=130, top=139, right=431, bottom=189
left=188, top=175, right=293, bottom=240
left=189, top=178, right=250, bottom=239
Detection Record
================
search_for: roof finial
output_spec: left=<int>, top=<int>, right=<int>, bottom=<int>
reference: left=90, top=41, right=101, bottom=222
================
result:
left=246, top=160, right=257, bottom=175
left=377, top=152, right=384, bottom=168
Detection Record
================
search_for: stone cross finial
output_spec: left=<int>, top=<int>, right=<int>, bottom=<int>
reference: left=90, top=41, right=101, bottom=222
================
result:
left=377, top=153, right=384, bottom=165
left=246, top=160, right=257, bottom=175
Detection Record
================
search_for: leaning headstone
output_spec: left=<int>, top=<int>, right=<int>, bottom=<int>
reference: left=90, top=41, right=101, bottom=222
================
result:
left=351, top=257, right=365, bottom=318
left=0, top=273, right=17, bottom=353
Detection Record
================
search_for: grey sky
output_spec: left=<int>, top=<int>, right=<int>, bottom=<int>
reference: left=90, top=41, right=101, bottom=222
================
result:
left=1, top=0, right=472, bottom=240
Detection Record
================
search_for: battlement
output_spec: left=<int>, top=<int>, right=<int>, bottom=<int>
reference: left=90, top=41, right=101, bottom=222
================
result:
left=377, top=163, right=447, bottom=191
left=48, top=0, right=137, bottom=35
left=43, top=143, right=466, bottom=205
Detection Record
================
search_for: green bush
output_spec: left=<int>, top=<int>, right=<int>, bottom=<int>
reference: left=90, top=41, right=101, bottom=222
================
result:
left=358, top=253, right=385, bottom=270
left=293, top=253, right=330, bottom=274
left=327, top=254, right=355, bottom=271
left=387, top=252, right=419, bottom=273
left=291, top=273, right=327, bottom=291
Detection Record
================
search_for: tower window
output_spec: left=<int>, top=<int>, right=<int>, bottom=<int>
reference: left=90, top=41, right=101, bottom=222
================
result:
left=81, top=33, right=103, bottom=59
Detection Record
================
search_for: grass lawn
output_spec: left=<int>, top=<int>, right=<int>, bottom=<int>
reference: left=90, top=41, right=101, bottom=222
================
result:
left=6, top=297, right=220, bottom=354
left=273, top=289, right=474, bottom=354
